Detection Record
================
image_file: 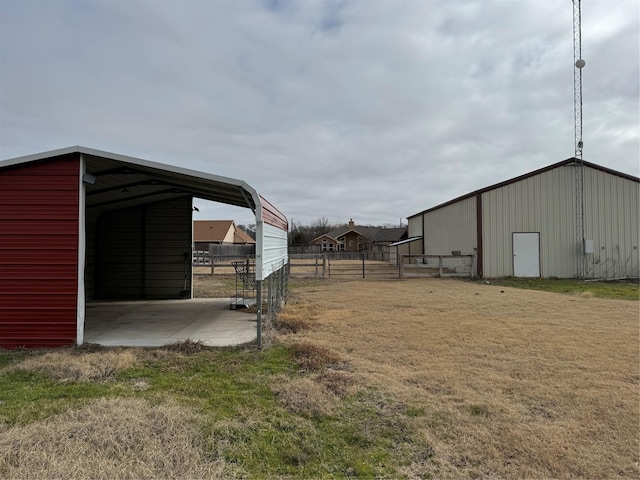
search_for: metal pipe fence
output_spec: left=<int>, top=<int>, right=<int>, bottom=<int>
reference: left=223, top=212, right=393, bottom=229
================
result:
left=257, top=262, right=289, bottom=348
left=400, top=254, right=475, bottom=278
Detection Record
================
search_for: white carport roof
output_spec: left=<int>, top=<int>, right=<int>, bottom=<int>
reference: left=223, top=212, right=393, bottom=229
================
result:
left=0, top=146, right=288, bottom=280
left=388, top=236, right=422, bottom=247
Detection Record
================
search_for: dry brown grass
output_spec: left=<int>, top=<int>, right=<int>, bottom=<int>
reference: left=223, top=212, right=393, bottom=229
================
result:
left=281, top=278, right=640, bottom=479
left=273, top=300, right=319, bottom=333
left=164, top=338, right=207, bottom=354
left=4, top=350, right=137, bottom=382
left=0, top=397, right=237, bottom=479
left=270, top=367, right=356, bottom=416
left=270, top=374, right=338, bottom=416
left=289, top=341, right=347, bottom=372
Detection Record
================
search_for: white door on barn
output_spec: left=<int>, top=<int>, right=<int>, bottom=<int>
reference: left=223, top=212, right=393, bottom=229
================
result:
left=513, top=232, right=540, bottom=277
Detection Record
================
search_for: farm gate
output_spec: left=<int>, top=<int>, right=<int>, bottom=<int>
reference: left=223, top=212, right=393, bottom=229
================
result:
left=289, top=253, right=399, bottom=279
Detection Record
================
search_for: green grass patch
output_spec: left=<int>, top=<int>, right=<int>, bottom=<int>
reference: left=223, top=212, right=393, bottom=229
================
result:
left=487, top=277, right=639, bottom=300
left=0, top=343, right=432, bottom=478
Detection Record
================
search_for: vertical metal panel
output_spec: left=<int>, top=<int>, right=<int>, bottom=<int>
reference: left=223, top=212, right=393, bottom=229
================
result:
left=582, top=167, right=639, bottom=278
left=77, top=155, right=87, bottom=345
left=408, top=215, right=422, bottom=238
left=0, top=156, right=79, bottom=348
left=258, top=223, right=288, bottom=280
left=145, top=198, right=192, bottom=297
left=84, top=209, right=99, bottom=300
left=423, top=196, right=477, bottom=255
left=96, top=208, right=144, bottom=298
left=96, top=197, right=192, bottom=299
left=255, top=196, right=288, bottom=281
left=482, top=167, right=576, bottom=277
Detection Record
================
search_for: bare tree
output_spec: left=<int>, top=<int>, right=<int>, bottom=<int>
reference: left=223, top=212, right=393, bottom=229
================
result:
left=310, top=217, right=331, bottom=239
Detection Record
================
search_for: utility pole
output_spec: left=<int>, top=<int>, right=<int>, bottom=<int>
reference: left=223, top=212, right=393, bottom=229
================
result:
left=573, top=0, right=586, bottom=279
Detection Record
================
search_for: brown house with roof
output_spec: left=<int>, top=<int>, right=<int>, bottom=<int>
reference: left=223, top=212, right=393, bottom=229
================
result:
left=311, top=219, right=407, bottom=253
left=193, top=220, right=255, bottom=251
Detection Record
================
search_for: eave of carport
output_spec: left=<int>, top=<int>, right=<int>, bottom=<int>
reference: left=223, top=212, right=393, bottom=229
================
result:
left=1, top=145, right=262, bottom=214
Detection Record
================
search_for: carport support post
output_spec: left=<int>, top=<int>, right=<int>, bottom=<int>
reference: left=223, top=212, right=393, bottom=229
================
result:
left=256, top=280, right=262, bottom=348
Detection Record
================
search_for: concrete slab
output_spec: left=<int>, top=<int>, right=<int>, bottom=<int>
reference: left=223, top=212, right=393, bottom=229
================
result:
left=84, top=298, right=257, bottom=347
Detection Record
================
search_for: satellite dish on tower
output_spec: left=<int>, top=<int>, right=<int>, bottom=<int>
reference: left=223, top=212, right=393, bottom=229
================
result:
left=575, top=59, right=586, bottom=69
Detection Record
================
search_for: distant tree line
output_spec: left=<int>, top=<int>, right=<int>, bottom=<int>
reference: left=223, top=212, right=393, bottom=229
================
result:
left=236, top=224, right=256, bottom=240
left=289, top=217, right=335, bottom=245
left=239, top=217, right=405, bottom=245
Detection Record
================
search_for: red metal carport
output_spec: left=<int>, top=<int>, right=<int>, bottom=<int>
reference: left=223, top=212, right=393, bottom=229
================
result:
left=0, top=146, right=288, bottom=349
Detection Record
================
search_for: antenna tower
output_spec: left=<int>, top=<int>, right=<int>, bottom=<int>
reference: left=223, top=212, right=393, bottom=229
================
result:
left=573, top=0, right=585, bottom=278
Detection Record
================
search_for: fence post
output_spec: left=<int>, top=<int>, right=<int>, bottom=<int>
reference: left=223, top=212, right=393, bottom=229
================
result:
left=400, top=255, right=405, bottom=279
left=439, top=256, right=443, bottom=277
left=256, top=280, right=262, bottom=348
left=315, top=256, right=319, bottom=277
left=362, top=253, right=365, bottom=278
left=267, top=274, right=272, bottom=322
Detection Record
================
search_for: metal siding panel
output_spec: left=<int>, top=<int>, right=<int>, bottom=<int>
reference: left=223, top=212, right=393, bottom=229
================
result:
left=259, top=223, right=288, bottom=280
left=482, top=167, right=576, bottom=277
left=259, top=195, right=288, bottom=231
left=582, top=167, right=639, bottom=278
left=408, top=215, right=422, bottom=238
left=0, top=157, right=79, bottom=348
left=95, top=198, right=191, bottom=299
left=144, top=199, right=191, bottom=298
left=423, top=196, right=476, bottom=255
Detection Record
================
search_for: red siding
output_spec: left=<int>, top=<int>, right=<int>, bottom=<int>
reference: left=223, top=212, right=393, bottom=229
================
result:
left=0, top=156, right=80, bottom=348
left=259, top=195, right=288, bottom=231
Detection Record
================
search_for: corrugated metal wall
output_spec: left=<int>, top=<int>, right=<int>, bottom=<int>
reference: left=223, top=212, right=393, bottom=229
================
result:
left=95, top=197, right=192, bottom=298
left=85, top=209, right=99, bottom=300
left=259, top=223, right=288, bottom=280
left=407, top=214, right=422, bottom=238
left=423, top=196, right=477, bottom=255
left=0, top=156, right=79, bottom=348
left=583, top=167, right=639, bottom=278
left=481, top=166, right=576, bottom=278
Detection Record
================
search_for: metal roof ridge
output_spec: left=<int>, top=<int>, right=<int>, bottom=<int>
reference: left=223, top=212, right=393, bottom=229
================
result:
left=408, top=157, right=640, bottom=219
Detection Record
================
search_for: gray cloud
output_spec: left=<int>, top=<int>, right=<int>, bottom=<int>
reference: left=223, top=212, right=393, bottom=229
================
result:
left=1, top=0, right=638, bottom=227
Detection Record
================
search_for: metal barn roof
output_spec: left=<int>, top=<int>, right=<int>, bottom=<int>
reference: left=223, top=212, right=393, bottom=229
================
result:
left=408, top=158, right=640, bottom=219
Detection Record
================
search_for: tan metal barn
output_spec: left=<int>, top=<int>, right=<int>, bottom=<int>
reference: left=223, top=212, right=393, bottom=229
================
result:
left=407, top=158, right=639, bottom=279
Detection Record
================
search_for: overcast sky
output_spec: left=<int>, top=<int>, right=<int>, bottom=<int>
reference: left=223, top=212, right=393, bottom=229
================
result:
left=1, top=0, right=638, bottom=227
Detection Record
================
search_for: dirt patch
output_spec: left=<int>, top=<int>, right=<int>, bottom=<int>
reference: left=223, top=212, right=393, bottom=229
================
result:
left=0, top=397, right=237, bottom=479
left=280, top=278, right=640, bottom=479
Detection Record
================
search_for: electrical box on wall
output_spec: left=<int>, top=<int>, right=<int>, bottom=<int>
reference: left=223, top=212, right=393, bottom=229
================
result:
left=584, top=239, right=595, bottom=254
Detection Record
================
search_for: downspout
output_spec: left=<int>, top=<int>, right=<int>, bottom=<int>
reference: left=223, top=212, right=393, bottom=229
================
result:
left=421, top=212, right=426, bottom=254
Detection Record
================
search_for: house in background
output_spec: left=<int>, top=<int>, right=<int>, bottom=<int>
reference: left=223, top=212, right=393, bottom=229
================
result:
left=407, top=158, right=639, bottom=279
left=193, top=220, right=255, bottom=252
left=311, top=219, right=407, bottom=253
